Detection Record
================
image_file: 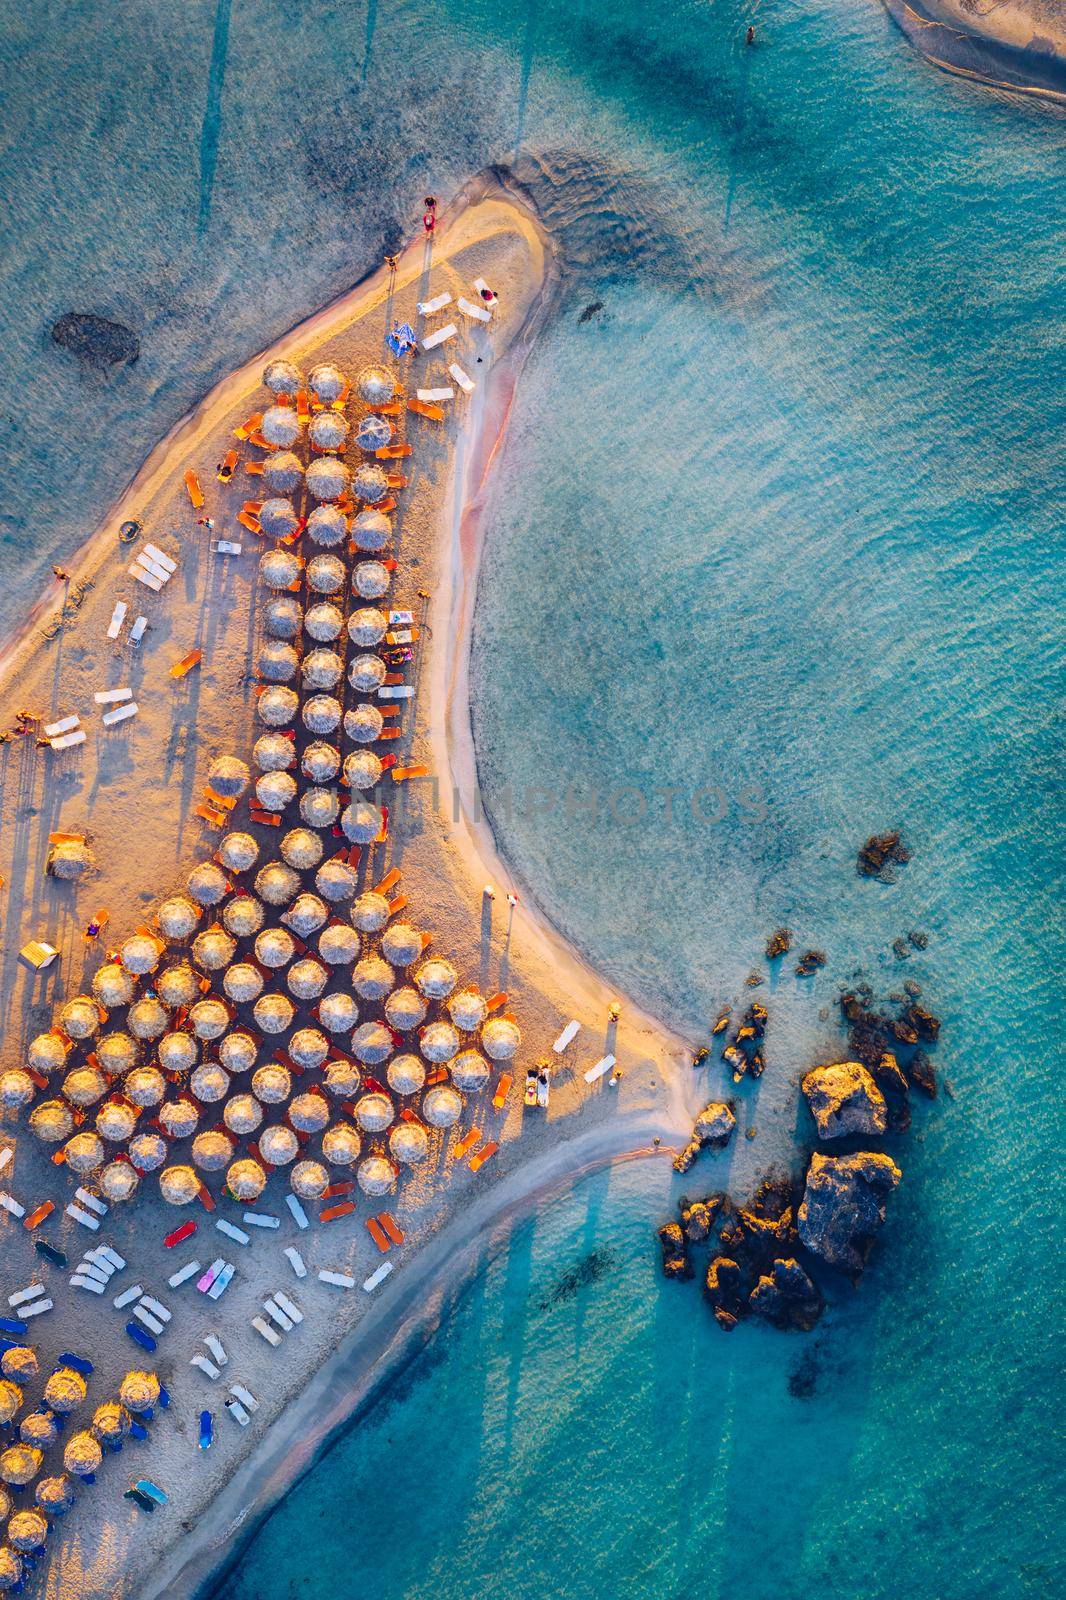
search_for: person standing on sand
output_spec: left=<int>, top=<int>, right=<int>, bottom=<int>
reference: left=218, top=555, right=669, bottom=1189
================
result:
left=423, top=196, right=437, bottom=235
left=52, top=565, right=69, bottom=581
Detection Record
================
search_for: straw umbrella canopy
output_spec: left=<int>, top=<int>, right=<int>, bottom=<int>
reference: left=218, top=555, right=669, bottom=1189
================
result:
left=47, top=838, right=94, bottom=880
left=127, top=994, right=166, bottom=1040
left=256, top=861, right=300, bottom=905
left=385, top=988, right=427, bottom=1033
left=423, top=1084, right=463, bottom=1128
left=124, top=1068, right=166, bottom=1110
left=0, top=1445, right=41, bottom=1486
left=259, top=1124, right=298, bottom=1167
left=341, top=801, right=383, bottom=845
left=344, top=703, right=384, bottom=745
left=354, top=1091, right=393, bottom=1133
left=387, top=1053, right=426, bottom=1095
left=192, top=928, right=237, bottom=973
left=305, top=458, right=350, bottom=503
left=349, top=608, right=389, bottom=650
left=351, top=890, right=389, bottom=933
left=289, top=1091, right=330, bottom=1132
left=92, top=962, right=134, bottom=1008
left=306, top=505, right=348, bottom=548
left=347, top=653, right=386, bottom=693
left=223, top=895, right=266, bottom=939
left=159, top=1099, right=200, bottom=1139
left=258, top=641, right=299, bottom=683
left=219, top=832, right=260, bottom=874
left=99, top=1161, right=140, bottom=1202
left=291, top=1159, right=329, bottom=1199
left=309, top=362, right=347, bottom=403
left=191, top=1130, right=234, bottom=1172
left=0, top=1549, right=22, bottom=1591
left=354, top=413, right=393, bottom=452
left=381, top=922, right=423, bottom=969
left=357, top=366, right=396, bottom=406
left=252, top=1063, right=291, bottom=1104
left=258, top=686, right=300, bottom=728
left=1, top=1349, right=37, bottom=1382
left=157, top=896, right=201, bottom=942
left=119, top=1370, right=160, bottom=1415
left=27, top=1031, right=68, bottom=1075
left=191, top=1062, right=230, bottom=1102
left=260, top=547, right=301, bottom=591
left=227, top=1157, right=267, bottom=1200
left=303, top=694, right=342, bottom=736
left=357, top=1156, right=396, bottom=1196
left=302, top=741, right=341, bottom=783
left=64, top=1131, right=104, bottom=1174
left=256, top=769, right=298, bottom=812
left=157, top=959, right=200, bottom=1006
left=0, top=1071, right=33, bottom=1110
left=353, top=561, right=391, bottom=601
left=281, top=827, right=324, bottom=871
left=261, top=405, right=301, bottom=448
left=95, top=1101, right=136, bottom=1143
left=319, top=992, right=359, bottom=1034
left=159, top=1029, right=200, bottom=1072
left=120, top=933, right=163, bottom=976
left=253, top=992, right=295, bottom=1034
left=353, top=464, right=388, bottom=504
left=59, top=995, right=100, bottom=1041
left=322, top=1123, right=361, bottom=1167
left=263, top=451, right=304, bottom=494
left=159, top=1164, right=199, bottom=1205
left=415, top=958, right=458, bottom=1000
left=208, top=755, right=251, bottom=798
left=45, top=1367, right=87, bottom=1415
left=390, top=1121, right=430, bottom=1167
left=0, top=1384, right=20, bottom=1426
left=7, top=1510, right=47, bottom=1554
left=351, top=509, right=391, bottom=551
left=36, top=1476, right=75, bottom=1516
left=285, top=894, right=328, bottom=938
left=353, top=953, right=393, bottom=1000
left=287, top=957, right=328, bottom=1001
left=223, top=962, right=264, bottom=1004
left=189, top=998, right=230, bottom=1041
left=306, top=553, right=346, bottom=595
left=258, top=498, right=301, bottom=543
left=288, top=1029, right=329, bottom=1070
left=343, top=749, right=383, bottom=791
left=351, top=1021, right=392, bottom=1065
left=223, top=1094, right=263, bottom=1136
left=308, top=410, right=349, bottom=452
left=264, top=594, right=302, bottom=640
left=95, top=1032, right=138, bottom=1075
left=316, top=858, right=358, bottom=903
left=187, top=862, right=230, bottom=908
left=255, top=927, right=295, bottom=969
left=305, top=601, right=344, bottom=642
left=449, top=989, right=489, bottom=1032
left=421, top=1021, right=460, bottom=1064
left=263, top=358, right=302, bottom=396
left=323, top=1058, right=361, bottom=1098
left=450, top=1049, right=491, bottom=1092
left=300, top=785, right=341, bottom=829
left=302, top=647, right=343, bottom=692
left=63, top=1431, right=102, bottom=1477
left=481, top=1017, right=521, bottom=1060
left=62, top=1066, right=106, bottom=1107
left=91, top=1402, right=131, bottom=1446
left=319, top=923, right=359, bottom=967
left=219, top=1030, right=258, bottom=1074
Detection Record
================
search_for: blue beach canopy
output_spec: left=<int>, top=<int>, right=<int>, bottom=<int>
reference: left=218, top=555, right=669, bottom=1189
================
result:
left=386, top=321, right=415, bottom=356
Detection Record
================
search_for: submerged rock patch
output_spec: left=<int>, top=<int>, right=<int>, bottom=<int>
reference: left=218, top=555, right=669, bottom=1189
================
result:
left=50, top=312, right=139, bottom=369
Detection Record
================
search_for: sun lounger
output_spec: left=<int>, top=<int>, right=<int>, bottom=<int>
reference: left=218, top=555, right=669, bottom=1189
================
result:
left=262, top=1299, right=294, bottom=1333
left=224, top=1396, right=251, bottom=1425
left=130, top=615, right=148, bottom=643
left=126, top=1320, right=157, bottom=1352
left=584, top=1055, right=615, bottom=1084
left=362, top=1261, right=393, bottom=1293
left=217, top=450, right=238, bottom=482
left=378, top=1213, right=404, bottom=1247
left=199, top=1409, right=214, bottom=1449
left=234, top=413, right=263, bottom=441
left=406, top=397, right=444, bottom=422
left=229, top=1385, right=258, bottom=1415
left=252, top=1315, right=282, bottom=1347
left=271, top=1291, right=302, bottom=1326
left=321, top=1180, right=354, bottom=1199
left=457, top=296, right=491, bottom=323
left=391, top=764, right=429, bottom=782
left=107, top=601, right=128, bottom=640
left=142, top=543, right=177, bottom=573
left=21, top=1298, right=53, bottom=1319
left=492, top=1074, right=512, bottom=1110
left=206, top=1264, right=234, bottom=1300
left=125, top=1487, right=157, bottom=1512
left=165, top=1220, right=197, bottom=1248
left=285, top=1247, right=307, bottom=1280
left=363, top=1218, right=389, bottom=1252
left=171, top=648, right=203, bottom=678
left=102, top=702, right=138, bottom=728
left=94, top=688, right=133, bottom=706
left=66, top=1203, right=100, bottom=1230
left=22, top=1201, right=55, bottom=1230
left=317, top=1270, right=355, bottom=1289
left=135, top=551, right=173, bottom=582
left=469, top=1141, right=498, bottom=1173
left=553, top=1020, right=581, bottom=1053
left=131, top=565, right=164, bottom=592
left=421, top=322, right=456, bottom=351
left=35, top=1240, right=66, bottom=1267
left=44, top=714, right=79, bottom=738
left=321, top=1200, right=356, bottom=1224
left=237, top=510, right=261, bottom=534
left=191, top=1354, right=221, bottom=1380
left=378, top=685, right=414, bottom=700
left=244, top=1211, right=280, bottom=1229
left=139, top=1296, right=170, bottom=1323
left=448, top=362, right=475, bottom=394
left=8, top=1284, right=45, bottom=1308
left=416, top=387, right=454, bottom=403
left=417, top=291, right=453, bottom=315
left=134, top=1306, right=165, bottom=1337
left=184, top=469, right=204, bottom=507
left=216, top=1219, right=250, bottom=1246
left=113, top=1285, right=143, bottom=1310
left=168, top=1259, right=202, bottom=1289
left=50, top=729, right=87, bottom=750
left=285, top=1195, right=309, bottom=1232
left=452, top=1129, right=481, bottom=1162
left=70, top=1273, right=105, bottom=1294
left=375, top=443, right=412, bottom=459
left=0, top=1314, right=28, bottom=1336
left=473, top=278, right=497, bottom=302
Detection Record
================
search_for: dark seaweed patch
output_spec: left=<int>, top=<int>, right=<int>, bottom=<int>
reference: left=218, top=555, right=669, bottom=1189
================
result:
left=539, top=1246, right=615, bottom=1309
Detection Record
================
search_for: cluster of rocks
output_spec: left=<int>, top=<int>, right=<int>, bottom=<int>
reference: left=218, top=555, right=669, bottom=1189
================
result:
left=672, top=1100, right=735, bottom=1173
left=857, top=830, right=910, bottom=880
left=711, top=1001, right=767, bottom=1083
left=50, top=312, right=140, bottom=370
left=838, top=987, right=940, bottom=1105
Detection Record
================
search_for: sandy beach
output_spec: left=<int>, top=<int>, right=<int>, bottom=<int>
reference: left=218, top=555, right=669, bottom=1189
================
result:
left=880, top=0, right=1066, bottom=99
left=0, top=174, right=697, bottom=1600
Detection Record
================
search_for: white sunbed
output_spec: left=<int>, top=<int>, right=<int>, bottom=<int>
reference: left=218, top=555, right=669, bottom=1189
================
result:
left=204, top=1334, right=227, bottom=1366
left=136, top=552, right=173, bottom=582
left=43, top=715, right=79, bottom=739
left=167, top=1259, right=202, bottom=1289
left=138, top=1295, right=171, bottom=1322
left=101, top=701, right=138, bottom=728
left=457, top=296, right=491, bottom=323
left=134, top=1305, right=164, bottom=1336
left=131, top=568, right=164, bottom=593
left=191, top=1354, right=221, bottom=1381
left=216, top=1218, right=250, bottom=1246
left=0, top=1151, right=10, bottom=1174
left=21, top=1298, right=53, bottom=1319
left=243, top=1211, right=280, bottom=1229
left=0, top=1194, right=23, bottom=1219
left=262, top=1300, right=293, bottom=1333
left=113, top=1284, right=143, bottom=1310
left=416, top=387, right=454, bottom=403
left=225, top=1397, right=251, bottom=1426
left=318, top=1269, right=355, bottom=1289
left=8, top=1284, right=46, bottom=1308
left=230, top=1384, right=259, bottom=1413
left=378, top=685, right=414, bottom=701
left=285, top=1195, right=309, bottom=1231
left=584, top=1054, right=616, bottom=1085
left=284, top=1246, right=307, bottom=1278
left=448, top=363, right=475, bottom=394
left=65, top=1203, right=100, bottom=1230
left=363, top=1261, right=393, bottom=1293
left=69, top=1275, right=105, bottom=1295
left=417, top=291, right=453, bottom=315
left=553, top=1020, right=581, bottom=1054
left=93, top=1239, right=123, bottom=1261
left=252, top=1315, right=281, bottom=1347
left=130, top=616, right=148, bottom=644
left=142, top=543, right=177, bottom=573
left=93, top=688, right=132, bottom=706
left=473, top=277, right=498, bottom=304
left=422, top=322, right=457, bottom=351
left=106, top=601, right=128, bottom=640
left=388, top=609, right=415, bottom=626
left=77, top=1261, right=111, bottom=1285
left=50, top=729, right=86, bottom=751
left=272, top=1291, right=302, bottom=1324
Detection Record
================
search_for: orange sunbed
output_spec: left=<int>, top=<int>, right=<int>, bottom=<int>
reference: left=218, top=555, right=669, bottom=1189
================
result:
left=197, top=1184, right=216, bottom=1212
left=382, top=673, right=404, bottom=687
left=492, top=1075, right=512, bottom=1111
left=424, top=1068, right=449, bottom=1088
left=184, top=470, right=204, bottom=509
left=249, top=807, right=282, bottom=827
left=49, top=830, right=85, bottom=846
left=419, top=932, right=432, bottom=951
left=321, top=1201, right=356, bottom=1224
left=217, top=450, right=238, bottom=483
left=195, top=803, right=227, bottom=829
left=374, top=807, right=389, bottom=843
left=23, top=1201, right=54, bottom=1230
left=469, top=1141, right=499, bottom=1174
left=237, top=510, right=262, bottom=535
left=366, top=1217, right=390, bottom=1253
left=379, top=702, right=401, bottom=718
left=391, top=765, right=428, bottom=783
left=245, top=459, right=264, bottom=476
left=377, top=727, right=401, bottom=742
left=374, top=867, right=401, bottom=895
left=375, top=444, right=412, bottom=460
left=385, top=473, right=408, bottom=489
left=170, top=649, right=203, bottom=679
left=234, top=412, right=263, bottom=441
left=377, top=1213, right=404, bottom=1247
left=485, top=992, right=508, bottom=1013
left=452, top=1128, right=482, bottom=1162
left=407, top=398, right=444, bottom=422
left=204, top=787, right=236, bottom=811
left=387, top=894, right=407, bottom=915
left=322, top=1180, right=354, bottom=1200
left=246, top=431, right=270, bottom=451
left=375, top=401, right=404, bottom=418
left=83, top=909, right=109, bottom=943
left=292, top=388, right=308, bottom=419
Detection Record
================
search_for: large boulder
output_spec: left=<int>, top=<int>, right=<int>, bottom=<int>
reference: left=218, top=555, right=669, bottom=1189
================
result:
left=749, top=1258, right=824, bottom=1331
left=704, top=1256, right=743, bottom=1331
left=869, top=1050, right=911, bottom=1133
left=673, top=1101, right=736, bottom=1172
left=797, top=1151, right=901, bottom=1277
left=801, top=1061, right=887, bottom=1141
left=679, top=1193, right=724, bottom=1243
left=657, top=1221, right=692, bottom=1281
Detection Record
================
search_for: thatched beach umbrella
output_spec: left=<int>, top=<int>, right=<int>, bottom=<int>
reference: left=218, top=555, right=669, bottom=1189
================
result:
left=322, top=1122, right=361, bottom=1167
left=318, top=922, right=359, bottom=967
left=305, top=458, right=350, bottom=504
left=357, top=1155, right=396, bottom=1196
left=257, top=686, right=300, bottom=729
left=351, top=890, right=390, bottom=933
left=191, top=1130, right=233, bottom=1172
left=95, top=1031, right=138, bottom=1075
left=36, top=1476, right=75, bottom=1517
left=353, top=560, right=391, bottom=601
left=286, top=957, right=328, bottom=1001
left=316, top=857, right=358, bottom=903
left=0, top=1445, right=41, bottom=1487
left=344, top=750, right=383, bottom=792
left=223, top=1094, right=263, bottom=1136
left=263, top=358, right=302, bottom=396
left=390, top=1121, right=429, bottom=1167
left=252, top=1063, right=291, bottom=1104
left=7, top=1509, right=47, bottom=1554
left=306, top=510, right=349, bottom=557
left=259, top=1124, right=298, bottom=1167
left=192, top=928, right=237, bottom=973
left=357, top=366, right=396, bottom=406
left=450, top=1049, right=491, bottom=1092
left=263, top=450, right=304, bottom=494
left=353, top=953, right=393, bottom=1000
left=421, top=1021, right=460, bottom=1065
left=353, top=464, right=388, bottom=504
left=291, top=1159, right=329, bottom=1199
left=415, top=957, right=458, bottom=1001
left=223, top=895, right=266, bottom=940
left=341, top=801, right=383, bottom=845
left=256, top=861, right=300, bottom=905
left=1, top=1348, right=37, bottom=1382
left=92, top=961, right=134, bottom=1009
left=227, top=1157, right=267, bottom=1201
left=64, top=1131, right=104, bottom=1174
left=253, top=992, right=295, bottom=1034
left=219, top=831, right=260, bottom=875
left=354, top=414, right=393, bottom=452
left=323, top=1058, right=360, bottom=1098
left=27, top=1031, right=68, bottom=1076
left=258, top=498, right=300, bottom=541
left=91, top=1401, right=131, bottom=1446
left=300, top=785, right=341, bottom=830
left=302, top=694, right=342, bottom=736
left=47, top=837, right=94, bottom=881
left=289, top=1092, right=330, bottom=1134
left=0, top=1384, right=20, bottom=1427
left=351, top=1021, right=392, bottom=1065
left=449, top=989, right=489, bottom=1032
left=344, top=703, right=384, bottom=746
left=348, top=608, right=388, bottom=649
left=354, top=1091, right=393, bottom=1133
left=119, top=1370, right=160, bottom=1416
left=423, top=1084, right=463, bottom=1128
left=19, top=1411, right=58, bottom=1450
left=302, top=741, right=341, bottom=783
left=288, top=1029, right=329, bottom=1071
left=99, top=1161, right=139, bottom=1203
left=159, top=1029, right=200, bottom=1073
left=191, top=1061, right=230, bottom=1102
left=481, top=1016, right=521, bottom=1061
left=351, top=509, right=391, bottom=551
left=120, top=933, right=163, bottom=975
left=0, top=1070, right=34, bottom=1110
left=255, top=926, right=295, bottom=969
left=258, top=641, right=299, bottom=684
left=159, top=1099, right=200, bottom=1139
left=187, top=862, right=229, bottom=908
left=347, top=654, right=386, bottom=693
left=308, top=410, right=349, bottom=452
left=302, top=647, right=343, bottom=692
left=254, top=733, right=296, bottom=774
left=159, top=1164, right=199, bottom=1205
left=264, top=594, right=302, bottom=640
left=256, top=769, right=298, bottom=813
left=59, top=995, right=100, bottom=1041
left=124, top=1068, right=166, bottom=1110
left=259, top=547, right=301, bottom=591
left=0, top=1548, right=22, bottom=1591
left=305, top=601, right=344, bottom=642
left=281, top=827, right=324, bottom=872
left=219, top=1030, right=258, bottom=1074
left=62, top=1066, right=106, bottom=1107
left=319, top=992, right=359, bottom=1034
left=306, top=553, right=346, bottom=595
left=223, top=962, right=264, bottom=1004
left=387, top=1053, right=426, bottom=1095
left=189, top=997, right=230, bottom=1041
left=45, top=1367, right=87, bottom=1415
left=96, top=1101, right=136, bottom=1143
left=128, top=992, right=168, bottom=1039
left=382, top=923, right=424, bottom=969
left=261, top=405, right=301, bottom=448
left=385, top=988, right=427, bottom=1033
left=208, top=755, right=251, bottom=798
left=286, top=894, right=328, bottom=938
left=63, top=1431, right=102, bottom=1478
left=156, top=962, right=199, bottom=1008
left=309, top=362, right=347, bottom=403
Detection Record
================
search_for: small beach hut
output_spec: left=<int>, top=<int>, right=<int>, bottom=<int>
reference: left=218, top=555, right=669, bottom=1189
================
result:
left=304, top=601, right=344, bottom=642
left=27, top=1031, right=68, bottom=1076
left=357, top=1156, right=396, bottom=1196
left=288, top=1028, right=329, bottom=1070
left=421, top=1021, right=461, bottom=1065
left=63, top=1431, right=102, bottom=1478
left=59, top=995, right=101, bottom=1041
left=64, top=1131, right=104, bottom=1174
left=309, top=362, right=347, bottom=403
left=227, top=1157, right=267, bottom=1200
left=289, top=1091, right=330, bottom=1133
left=353, top=1090, right=394, bottom=1133
left=0, top=1070, right=34, bottom=1109
left=318, top=922, right=360, bottom=966
left=260, top=1124, right=299, bottom=1167
left=341, top=800, right=383, bottom=845
left=300, top=785, right=341, bottom=829
left=280, top=827, right=324, bottom=871
left=259, top=547, right=301, bottom=591
left=302, top=647, right=343, bottom=691
left=255, top=861, right=300, bottom=904
left=263, top=450, right=304, bottom=494
left=192, top=928, right=237, bottom=972
left=6, top=1510, right=47, bottom=1554
left=351, top=1021, right=392, bottom=1065
left=252, top=1063, right=291, bottom=1104
left=306, top=552, right=346, bottom=595
left=353, top=463, right=388, bottom=504
left=305, top=458, right=350, bottom=503
left=286, top=894, right=329, bottom=938
left=45, top=1367, right=87, bottom=1415
left=308, top=411, right=349, bottom=453
left=208, top=755, right=251, bottom=799
left=263, top=358, right=302, bottom=396
left=448, top=989, right=489, bottom=1032
left=387, top=1052, right=426, bottom=1095
left=191, top=1130, right=233, bottom=1172
left=191, top=1061, right=230, bottom=1102
left=159, top=1099, right=200, bottom=1139
left=124, top=1068, right=166, bottom=1109
left=423, top=1084, right=463, bottom=1128
left=258, top=641, right=299, bottom=683
left=291, top=1159, right=329, bottom=1199
left=189, top=998, right=230, bottom=1041
left=323, top=1057, right=361, bottom=1098
left=287, top=956, right=328, bottom=1000
left=62, top=1066, right=107, bottom=1107
left=219, top=1030, right=258, bottom=1074
left=223, top=1094, right=263, bottom=1136
left=187, top=861, right=230, bottom=907
left=119, top=1371, right=160, bottom=1416
left=390, top=1121, right=430, bottom=1167
left=357, top=366, right=396, bottom=406
left=354, top=414, right=393, bottom=452
left=99, top=1161, right=139, bottom=1202
left=450, top=1049, right=491, bottom=1092
left=318, top=992, right=359, bottom=1034
left=156, top=962, right=199, bottom=1008
left=91, top=1402, right=131, bottom=1446
left=302, top=740, right=341, bottom=783
left=353, top=560, right=391, bottom=600
left=95, top=1031, right=138, bottom=1075
left=0, top=1446, right=41, bottom=1487
left=257, top=685, right=300, bottom=728
left=321, top=1123, right=361, bottom=1166
left=316, top=857, right=358, bottom=903
left=351, top=509, right=391, bottom=551
left=263, top=594, right=302, bottom=639
left=219, top=832, right=260, bottom=874
left=302, top=694, right=342, bottom=736
left=481, top=1016, right=521, bottom=1060
left=385, top=988, right=427, bottom=1033
left=344, top=703, right=385, bottom=745
left=261, top=405, right=301, bottom=448
left=35, top=1476, right=75, bottom=1517
left=256, top=769, right=298, bottom=812
left=347, top=607, right=387, bottom=648
left=92, top=962, right=135, bottom=1009
left=258, top=498, right=300, bottom=541
left=222, top=962, right=264, bottom=1004
left=159, top=1164, right=199, bottom=1205
left=253, top=992, right=295, bottom=1034
left=47, top=837, right=94, bottom=881
left=353, top=953, right=394, bottom=1000
left=95, top=1101, right=136, bottom=1143
left=381, top=923, right=423, bottom=969
left=351, top=889, right=390, bottom=933
left=253, top=731, right=296, bottom=772
left=415, top=957, right=458, bottom=1001
left=222, top=895, right=266, bottom=939
left=347, top=653, right=386, bottom=693
left=255, top=927, right=295, bottom=969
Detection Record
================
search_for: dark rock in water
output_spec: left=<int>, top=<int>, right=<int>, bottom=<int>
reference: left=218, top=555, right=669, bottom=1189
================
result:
left=801, top=1061, right=888, bottom=1141
left=673, top=1101, right=736, bottom=1171
left=540, top=1247, right=614, bottom=1308
left=745, top=970, right=765, bottom=987
left=906, top=1004, right=940, bottom=1043
left=788, top=1344, right=822, bottom=1399
left=891, top=1018, right=919, bottom=1046
left=749, top=1050, right=765, bottom=1078
left=680, top=1193, right=724, bottom=1243
left=765, top=927, right=791, bottom=959
left=705, top=1255, right=744, bottom=1330
left=722, top=1044, right=747, bottom=1081
left=750, top=1258, right=824, bottom=1331
left=903, top=979, right=922, bottom=998
left=905, top=1050, right=937, bottom=1099
left=711, top=1008, right=730, bottom=1035
left=51, top=312, right=139, bottom=369
left=869, top=1050, right=911, bottom=1133
left=908, top=929, right=929, bottom=949
left=797, top=1151, right=901, bottom=1278
left=857, top=830, right=911, bottom=880
left=892, top=937, right=911, bottom=960
left=657, top=1221, right=692, bottom=1281
left=578, top=300, right=604, bottom=323
left=795, top=949, right=827, bottom=977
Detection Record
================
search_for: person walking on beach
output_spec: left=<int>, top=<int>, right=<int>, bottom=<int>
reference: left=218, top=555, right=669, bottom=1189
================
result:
left=423, top=196, right=437, bottom=235
left=52, top=565, right=69, bottom=581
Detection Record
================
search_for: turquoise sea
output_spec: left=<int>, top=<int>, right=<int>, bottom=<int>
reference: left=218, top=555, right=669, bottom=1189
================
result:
left=1, top=0, right=1062, bottom=1596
